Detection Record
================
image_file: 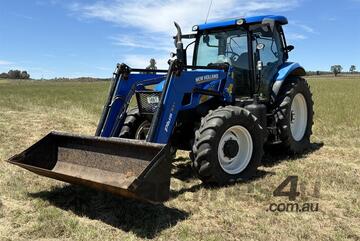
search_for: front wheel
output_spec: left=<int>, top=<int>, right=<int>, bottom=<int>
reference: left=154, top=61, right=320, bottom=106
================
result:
left=119, top=108, right=150, bottom=140
left=192, top=106, right=264, bottom=184
left=119, top=108, right=177, bottom=157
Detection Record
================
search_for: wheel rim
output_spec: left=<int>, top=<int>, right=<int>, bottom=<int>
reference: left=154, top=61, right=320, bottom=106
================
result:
left=290, top=93, right=308, bottom=141
left=135, top=121, right=150, bottom=140
left=218, top=126, right=253, bottom=175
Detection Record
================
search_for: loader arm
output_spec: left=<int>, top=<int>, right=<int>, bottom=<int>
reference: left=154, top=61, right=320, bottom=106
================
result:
left=97, top=64, right=168, bottom=137
left=97, top=61, right=229, bottom=144
left=148, top=64, right=229, bottom=144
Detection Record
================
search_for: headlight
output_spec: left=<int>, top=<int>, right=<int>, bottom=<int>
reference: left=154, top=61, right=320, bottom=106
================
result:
left=236, top=19, right=245, bottom=25
left=192, top=25, right=199, bottom=31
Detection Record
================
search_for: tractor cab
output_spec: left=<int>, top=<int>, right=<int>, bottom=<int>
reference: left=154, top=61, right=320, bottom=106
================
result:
left=188, top=15, right=292, bottom=100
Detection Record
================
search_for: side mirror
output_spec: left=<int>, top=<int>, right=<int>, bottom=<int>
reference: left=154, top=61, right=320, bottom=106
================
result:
left=286, top=45, right=294, bottom=52
left=170, top=52, right=176, bottom=58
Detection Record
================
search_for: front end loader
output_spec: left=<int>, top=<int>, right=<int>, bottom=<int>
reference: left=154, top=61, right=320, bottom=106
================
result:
left=8, top=15, right=314, bottom=203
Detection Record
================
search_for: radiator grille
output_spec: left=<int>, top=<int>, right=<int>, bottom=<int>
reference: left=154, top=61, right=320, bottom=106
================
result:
left=136, top=91, right=162, bottom=114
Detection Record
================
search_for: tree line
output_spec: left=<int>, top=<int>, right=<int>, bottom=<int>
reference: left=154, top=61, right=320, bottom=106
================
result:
left=330, top=65, right=357, bottom=77
left=0, top=69, right=30, bottom=79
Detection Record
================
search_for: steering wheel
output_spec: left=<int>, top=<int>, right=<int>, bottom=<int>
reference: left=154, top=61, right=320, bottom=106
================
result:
left=224, top=51, right=250, bottom=69
left=224, top=51, right=241, bottom=63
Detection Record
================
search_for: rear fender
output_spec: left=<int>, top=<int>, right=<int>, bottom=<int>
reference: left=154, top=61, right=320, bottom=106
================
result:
left=272, top=62, right=306, bottom=96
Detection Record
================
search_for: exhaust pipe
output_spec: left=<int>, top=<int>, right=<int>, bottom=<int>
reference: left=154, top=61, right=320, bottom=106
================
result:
left=174, top=22, right=187, bottom=65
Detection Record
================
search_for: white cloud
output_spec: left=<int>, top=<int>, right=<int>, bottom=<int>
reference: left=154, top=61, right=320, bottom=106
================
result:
left=122, top=54, right=171, bottom=69
left=285, top=20, right=317, bottom=41
left=324, top=17, right=337, bottom=21
left=0, top=60, right=13, bottom=65
left=109, top=34, right=172, bottom=52
left=69, top=0, right=300, bottom=67
left=289, top=21, right=316, bottom=33
left=95, top=66, right=113, bottom=71
left=286, top=33, right=307, bottom=40
left=70, top=0, right=299, bottom=34
left=297, top=24, right=315, bottom=33
left=11, top=13, right=33, bottom=20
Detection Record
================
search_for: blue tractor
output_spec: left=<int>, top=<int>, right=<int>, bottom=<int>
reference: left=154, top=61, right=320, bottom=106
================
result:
left=8, top=15, right=313, bottom=202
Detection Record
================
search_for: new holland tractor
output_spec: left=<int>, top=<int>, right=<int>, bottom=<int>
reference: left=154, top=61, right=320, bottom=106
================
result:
left=8, top=15, right=313, bottom=203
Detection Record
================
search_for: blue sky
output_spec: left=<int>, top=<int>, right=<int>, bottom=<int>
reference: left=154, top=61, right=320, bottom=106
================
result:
left=0, top=0, right=359, bottom=79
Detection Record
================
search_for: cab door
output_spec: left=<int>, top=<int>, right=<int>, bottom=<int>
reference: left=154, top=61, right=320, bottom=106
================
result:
left=250, top=24, right=284, bottom=100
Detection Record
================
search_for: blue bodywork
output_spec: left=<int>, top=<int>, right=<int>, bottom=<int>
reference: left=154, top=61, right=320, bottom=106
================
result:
left=98, top=15, right=305, bottom=146
left=100, top=68, right=232, bottom=144
left=198, top=15, right=288, bottom=31
left=272, top=62, right=306, bottom=95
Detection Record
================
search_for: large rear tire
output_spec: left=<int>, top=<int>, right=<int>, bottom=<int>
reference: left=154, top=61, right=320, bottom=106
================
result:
left=192, top=106, right=264, bottom=184
left=275, top=77, right=314, bottom=153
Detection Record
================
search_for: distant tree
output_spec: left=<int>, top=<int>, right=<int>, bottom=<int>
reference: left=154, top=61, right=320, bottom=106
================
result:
left=331, top=65, right=342, bottom=77
left=20, top=71, right=30, bottom=79
left=8, top=70, right=21, bottom=79
left=0, top=72, right=9, bottom=78
left=6, top=69, right=30, bottom=79
left=350, top=65, right=356, bottom=73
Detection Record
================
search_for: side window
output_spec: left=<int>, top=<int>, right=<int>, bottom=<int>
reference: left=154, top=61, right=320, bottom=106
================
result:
left=253, top=28, right=283, bottom=66
left=225, top=33, right=251, bottom=97
left=226, top=35, right=249, bottom=69
left=196, top=35, right=219, bottom=66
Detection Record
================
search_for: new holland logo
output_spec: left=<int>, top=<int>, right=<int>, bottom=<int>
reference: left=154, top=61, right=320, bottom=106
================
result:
left=195, top=74, right=219, bottom=84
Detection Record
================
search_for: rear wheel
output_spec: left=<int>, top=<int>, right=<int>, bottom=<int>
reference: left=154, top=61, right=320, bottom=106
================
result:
left=275, top=77, right=314, bottom=153
left=192, top=106, right=264, bottom=184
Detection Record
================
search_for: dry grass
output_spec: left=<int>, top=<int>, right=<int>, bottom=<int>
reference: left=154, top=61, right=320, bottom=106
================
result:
left=0, top=77, right=360, bottom=241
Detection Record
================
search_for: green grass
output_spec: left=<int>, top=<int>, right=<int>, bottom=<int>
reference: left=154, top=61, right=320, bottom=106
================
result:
left=0, top=77, right=360, bottom=240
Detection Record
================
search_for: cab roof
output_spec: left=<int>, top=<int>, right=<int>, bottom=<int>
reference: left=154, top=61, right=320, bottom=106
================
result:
left=198, top=15, right=288, bottom=31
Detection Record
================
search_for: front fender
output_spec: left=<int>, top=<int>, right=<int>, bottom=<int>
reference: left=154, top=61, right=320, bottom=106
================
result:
left=272, top=62, right=306, bottom=96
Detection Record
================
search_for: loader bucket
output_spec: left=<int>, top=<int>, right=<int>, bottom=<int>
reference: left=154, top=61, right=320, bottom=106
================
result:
left=7, top=132, right=171, bottom=203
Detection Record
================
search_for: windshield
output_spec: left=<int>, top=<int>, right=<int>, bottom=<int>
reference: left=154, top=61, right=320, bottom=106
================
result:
left=195, top=28, right=248, bottom=67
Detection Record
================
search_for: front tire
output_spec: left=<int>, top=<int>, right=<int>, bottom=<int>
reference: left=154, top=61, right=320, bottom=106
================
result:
left=192, top=106, right=264, bottom=184
left=119, top=108, right=177, bottom=158
left=119, top=108, right=150, bottom=139
left=275, top=77, right=314, bottom=153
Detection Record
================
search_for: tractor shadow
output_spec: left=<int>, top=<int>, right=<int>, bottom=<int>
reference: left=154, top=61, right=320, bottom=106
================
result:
left=262, top=142, right=324, bottom=167
left=170, top=156, right=271, bottom=200
left=169, top=142, right=323, bottom=199
left=29, top=185, right=189, bottom=239
left=169, top=169, right=271, bottom=200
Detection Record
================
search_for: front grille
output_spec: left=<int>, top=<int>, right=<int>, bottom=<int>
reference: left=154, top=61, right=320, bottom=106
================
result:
left=136, top=91, right=162, bottom=114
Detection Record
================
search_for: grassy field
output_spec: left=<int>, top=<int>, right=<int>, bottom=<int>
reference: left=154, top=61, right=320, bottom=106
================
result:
left=0, top=76, right=360, bottom=240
